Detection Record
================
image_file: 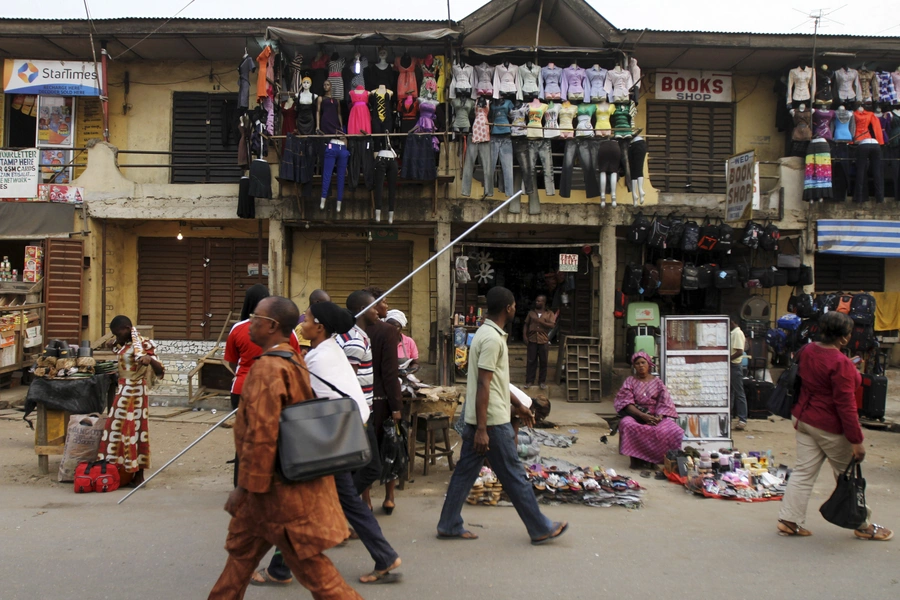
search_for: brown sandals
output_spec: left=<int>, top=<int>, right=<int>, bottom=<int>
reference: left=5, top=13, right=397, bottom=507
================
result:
left=777, top=520, right=812, bottom=537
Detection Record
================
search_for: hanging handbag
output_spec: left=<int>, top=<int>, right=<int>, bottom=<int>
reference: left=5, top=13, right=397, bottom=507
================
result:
left=262, top=351, right=371, bottom=482
left=819, top=460, right=868, bottom=530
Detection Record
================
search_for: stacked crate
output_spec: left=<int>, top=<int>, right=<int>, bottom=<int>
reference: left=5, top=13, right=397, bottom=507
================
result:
left=564, top=336, right=601, bottom=403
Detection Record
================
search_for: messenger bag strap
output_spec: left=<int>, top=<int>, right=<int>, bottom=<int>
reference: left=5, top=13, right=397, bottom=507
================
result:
left=259, top=350, right=352, bottom=399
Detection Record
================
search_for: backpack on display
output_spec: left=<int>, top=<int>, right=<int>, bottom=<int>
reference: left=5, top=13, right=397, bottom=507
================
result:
left=766, top=328, right=788, bottom=355
left=848, top=324, right=876, bottom=353
left=714, top=268, right=738, bottom=289
left=788, top=293, right=817, bottom=319
left=798, top=318, right=820, bottom=345
left=697, top=264, right=717, bottom=289
left=777, top=313, right=802, bottom=331
left=697, top=220, right=720, bottom=252
left=717, top=222, right=734, bottom=254
left=759, top=268, right=776, bottom=289
left=760, top=223, right=781, bottom=251
left=656, top=259, right=683, bottom=295
left=622, top=263, right=643, bottom=295
left=629, top=212, right=652, bottom=245
left=681, top=221, right=700, bottom=252
left=849, top=293, right=876, bottom=325
left=798, top=264, right=814, bottom=286
left=836, top=294, right=853, bottom=315
left=641, top=263, right=661, bottom=296
left=772, top=268, right=788, bottom=287
left=648, top=216, right=670, bottom=250
left=614, top=290, right=628, bottom=319
left=741, top=221, right=763, bottom=249
left=667, top=216, right=685, bottom=249
left=681, top=263, right=700, bottom=290
left=816, top=293, right=839, bottom=314
left=736, top=265, right=750, bottom=285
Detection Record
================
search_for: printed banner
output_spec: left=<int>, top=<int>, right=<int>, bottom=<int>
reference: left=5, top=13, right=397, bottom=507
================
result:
left=817, top=220, right=900, bottom=258
left=3, top=59, right=102, bottom=96
left=37, top=96, right=74, bottom=147
left=0, top=148, right=40, bottom=199
left=654, top=69, right=732, bottom=102
left=558, top=253, right=579, bottom=272
left=725, top=150, right=755, bottom=222
left=39, top=184, right=83, bottom=203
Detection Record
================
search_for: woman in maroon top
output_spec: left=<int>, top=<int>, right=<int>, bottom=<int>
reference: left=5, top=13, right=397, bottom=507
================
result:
left=777, top=312, right=892, bottom=541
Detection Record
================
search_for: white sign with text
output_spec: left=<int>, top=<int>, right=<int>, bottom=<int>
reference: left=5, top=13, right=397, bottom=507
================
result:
left=655, top=69, right=733, bottom=102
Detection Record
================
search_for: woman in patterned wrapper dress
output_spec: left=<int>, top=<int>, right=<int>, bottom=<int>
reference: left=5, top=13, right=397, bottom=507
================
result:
left=98, top=315, right=164, bottom=487
left=614, top=352, right=683, bottom=470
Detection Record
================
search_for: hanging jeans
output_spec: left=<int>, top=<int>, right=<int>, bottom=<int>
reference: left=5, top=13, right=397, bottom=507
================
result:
left=886, top=146, right=900, bottom=202
left=528, top=139, right=555, bottom=197
left=321, top=141, right=350, bottom=201
left=854, top=142, right=884, bottom=203
left=490, top=136, right=515, bottom=198
left=461, top=140, right=493, bottom=197
left=559, top=138, right=600, bottom=198
left=831, top=143, right=851, bottom=202
left=348, top=137, right=375, bottom=191
left=511, top=137, right=535, bottom=214
left=374, top=156, right=398, bottom=212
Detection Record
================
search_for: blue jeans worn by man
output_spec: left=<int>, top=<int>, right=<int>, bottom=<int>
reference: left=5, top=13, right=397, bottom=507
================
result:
left=731, top=362, right=748, bottom=425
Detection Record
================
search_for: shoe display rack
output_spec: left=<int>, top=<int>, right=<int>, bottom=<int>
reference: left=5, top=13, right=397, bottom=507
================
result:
left=660, top=315, right=732, bottom=452
left=564, top=336, right=601, bottom=403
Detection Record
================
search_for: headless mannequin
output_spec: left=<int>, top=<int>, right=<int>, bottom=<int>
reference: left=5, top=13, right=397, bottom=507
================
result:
left=630, top=135, right=646, bottom=206
left=787, top=65, right=815, bottom=106
left=317, top=80, right=346, bottom=211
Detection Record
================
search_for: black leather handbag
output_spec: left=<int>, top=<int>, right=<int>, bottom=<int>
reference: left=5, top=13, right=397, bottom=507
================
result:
left=820, top=460, right=868, bottom=530
left=262, top=351, right=371, bottom=482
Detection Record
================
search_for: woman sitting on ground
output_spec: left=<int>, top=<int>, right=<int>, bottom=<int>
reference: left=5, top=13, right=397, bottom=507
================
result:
left=614, top=352, right=683, bottom=470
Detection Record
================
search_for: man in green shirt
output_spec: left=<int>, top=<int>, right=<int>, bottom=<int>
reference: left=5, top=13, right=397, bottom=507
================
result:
left=437, top=286, right=568, bottom=545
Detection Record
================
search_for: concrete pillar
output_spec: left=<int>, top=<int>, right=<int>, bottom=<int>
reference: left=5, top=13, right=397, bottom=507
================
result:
left=599, top=224, right=617, bottom=395
left=268, top=219, right=286, bottom=296
left=435, top=221, right=453, bottom=384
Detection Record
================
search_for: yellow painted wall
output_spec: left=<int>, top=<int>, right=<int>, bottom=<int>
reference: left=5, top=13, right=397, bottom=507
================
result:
left=884, top=259, right=900, bottom=292
left=289, top=229, right=434, bottom=358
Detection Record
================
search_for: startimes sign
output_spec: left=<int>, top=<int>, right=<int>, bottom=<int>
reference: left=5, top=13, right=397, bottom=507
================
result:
left=4, top=58, right=102, bottom=96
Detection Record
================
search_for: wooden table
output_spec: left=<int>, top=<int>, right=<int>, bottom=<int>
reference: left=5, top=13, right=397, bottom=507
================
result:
left=35, top=403, right=67, bottom=474
left=399, top=390, right=462, bottom=487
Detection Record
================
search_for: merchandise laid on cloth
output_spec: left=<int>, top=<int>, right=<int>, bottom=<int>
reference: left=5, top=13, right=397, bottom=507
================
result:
left=663, top=447, right=788, bottom=502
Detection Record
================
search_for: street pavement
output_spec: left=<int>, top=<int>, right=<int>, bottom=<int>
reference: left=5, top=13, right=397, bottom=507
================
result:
left=1, top=464, right=898, bottom=600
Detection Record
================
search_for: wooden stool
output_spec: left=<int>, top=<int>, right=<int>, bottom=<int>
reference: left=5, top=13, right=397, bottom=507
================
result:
left=414, top=414, right=455, bottom=476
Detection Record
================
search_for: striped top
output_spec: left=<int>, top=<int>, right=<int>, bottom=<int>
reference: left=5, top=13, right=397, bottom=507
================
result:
left=336, top=325, right=374, bottom=407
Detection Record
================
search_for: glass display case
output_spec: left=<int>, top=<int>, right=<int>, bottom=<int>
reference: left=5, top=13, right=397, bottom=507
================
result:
left=661, top=315, right=732, bottom=450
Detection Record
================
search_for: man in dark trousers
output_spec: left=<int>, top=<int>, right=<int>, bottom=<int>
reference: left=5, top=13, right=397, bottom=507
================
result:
left=437, top=286, right=567, bottom=545
left=348, top=289, right=403, bottom=515
left=523, top=294, right=556, bottom=390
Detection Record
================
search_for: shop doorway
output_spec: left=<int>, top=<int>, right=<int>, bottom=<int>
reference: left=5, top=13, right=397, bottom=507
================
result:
left=454, top=246, right=593, bottom=344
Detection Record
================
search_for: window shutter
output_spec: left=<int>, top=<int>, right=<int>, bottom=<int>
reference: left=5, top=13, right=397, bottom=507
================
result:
left=44, top=239, right=84, bottom=345
left=814, top=254, right=884, bottom=292
left=171, top=92, right=242, bottom=184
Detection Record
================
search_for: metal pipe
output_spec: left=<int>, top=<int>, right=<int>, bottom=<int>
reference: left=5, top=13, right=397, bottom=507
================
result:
left=101, top=44, right=110, bottom=142
left=118, top=408, right=238, bottom=504
left=355, top=191, right=522, bottom=318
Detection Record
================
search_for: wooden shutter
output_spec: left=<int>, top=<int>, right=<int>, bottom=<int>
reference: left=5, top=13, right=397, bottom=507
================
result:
left=171, top=92, right=242, bottom=184
left=44, top=239, right=83, bottom=345
left=323, top=241, right=413, bottom=322
left=138, top=238, right=193, bottom=339
left=647, top=102, right=734, bottom=193
left=814, top=254, right=884, bottom=292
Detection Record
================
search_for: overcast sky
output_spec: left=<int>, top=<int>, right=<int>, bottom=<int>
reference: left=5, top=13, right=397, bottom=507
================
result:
left=7, top=0, right=898, bottom=37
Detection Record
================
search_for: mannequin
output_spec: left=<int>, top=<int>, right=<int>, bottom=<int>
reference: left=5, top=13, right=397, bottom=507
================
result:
left=561, top=61, right=586, bottom=102
left=474, top=62, right=495, bottom=97
left=489, top=95, right=515, bottom=198
left=628, top=57, right=642, bottom=103
left=450, top=88, right=474, bottom=133
left=560, top=99, right=600, bottom=200
left=296, top=77, right=318, bottom=135
left=815, top=64, right=834, bottom=105
left=317, top=80, right=347, bottom=211
left=493, top=60, right=519, bottom=99
left=594, top=99, right=613, bottom=136
left=558, top=100, right=577, bottom=139
left=833, top=66, right=861, bottom=105
left=540, top=62, right=562, bottom=100
left=544, top=101, right=561, bottom=139
left=238, top=51, right=256, bottom=110
left=461, top=95, right=493, bottom=197
left=432, top=55, right=447, bottom=103
left=612, top=101, right=636, bottom=140
left=605, top=65, right=634, bottom=103
left=790, top=103, right=813, bottom=140
left=327, top=51, right=345, bottom=102
left=310, top=50, right=328, bottom=96
left=509, top=98, right=531, bottom=214
left=629, top=136, right=648, bottom=205
left=401, top=89, right=440, bottom=192
left=596, top=139, right=621, bottom=208
left=373, top=139, right=398, bottom=223
left=526, top=97, right=553, bottom=212
left=787, top=65, right=815, bottom=106
left=858, top=65, right=879, bottom=104
left=853, top=104, right=885, bottom=203
left=367, top=47, right=394, bottom=92
left=395, top=51, right=419, bottom=100
left=833, top=105, right=854, bottom=141
left=516, top=61, right=541, bottom=101
left=449, top=56, right=475, bottom=99
left=584, top=64, right=608, bottom=103
left=804, top=106, right=833, bottom=203
left=346, top=84, right=374, bottom=196
left=369, top=84, right=394, bottom=139
left=398, top=94, right=418, bottom=134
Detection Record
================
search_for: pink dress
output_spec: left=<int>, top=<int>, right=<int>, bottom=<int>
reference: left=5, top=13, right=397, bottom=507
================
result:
left=347, top=88, right=371, bottom=135
left=614, top=376, right=683, bottom=464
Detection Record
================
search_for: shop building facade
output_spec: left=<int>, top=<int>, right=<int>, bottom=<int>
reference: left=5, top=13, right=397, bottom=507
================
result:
left=2, top=0, right=900, bottom=391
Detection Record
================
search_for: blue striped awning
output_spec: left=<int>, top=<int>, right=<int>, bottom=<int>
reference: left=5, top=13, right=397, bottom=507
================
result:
left=817, top=219, right=900, bottom=258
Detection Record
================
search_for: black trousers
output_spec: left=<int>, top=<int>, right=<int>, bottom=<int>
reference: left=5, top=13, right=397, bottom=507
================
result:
left=352, top=415, right=384, bottom=494
left=831, top=143, right=851, bottom=202
left=884, top=146, right=900, bottom=202
left=628, top=138, right=647, bottom=178
left=559, top=138, right=600, bottom=198
left=230, top=393, right=240, bottom=487
left=854, top=143, right=884, bottom=203
left=374, top=156, right=398, bottom=211
left=526, top=341, right=549, bottom=385
left=348, top=137, right=375, bottom=191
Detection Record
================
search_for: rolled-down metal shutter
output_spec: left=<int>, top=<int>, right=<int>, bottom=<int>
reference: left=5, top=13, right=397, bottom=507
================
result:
left=44, top=238, right=84, bottom=345
left=323, top=241, right=413, bottom=322
left=647, top=102, right=734, bottom=194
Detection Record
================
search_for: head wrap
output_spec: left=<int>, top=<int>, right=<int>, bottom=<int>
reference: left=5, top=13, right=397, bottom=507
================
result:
left=310, top=301, right=355, bottom=336
left=631, top=351, right=655, bottom=369
left=385, top=309, right=408, bottom=328
left=241, top=284, right=270, bottom=321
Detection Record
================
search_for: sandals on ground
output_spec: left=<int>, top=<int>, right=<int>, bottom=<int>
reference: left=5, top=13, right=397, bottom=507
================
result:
left=855, top=524, right=894, bottom=541
left=777, top=520, right=812, bottom=537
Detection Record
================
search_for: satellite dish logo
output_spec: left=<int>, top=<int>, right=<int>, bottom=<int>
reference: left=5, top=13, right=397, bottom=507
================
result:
left=18, top=62, right=39, bottom=83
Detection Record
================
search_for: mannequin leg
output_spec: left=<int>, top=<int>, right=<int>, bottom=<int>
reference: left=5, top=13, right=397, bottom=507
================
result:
left=335, top=146, right=350, bottom=212
left=478, top=142, right=494, bottom=197
left=559, top=139, right=577, bottom=198
left=577, top=139, right=600, bottom=198
left=461, top=137, right=478, bottom=197
left=539, top=140, right=555, bottom=196
left=320, top=142, right=337, bottom=209
left=610, top=173, right=618, bottom=207
left=373, top=157, right=386, bottom=219
left=599, top=172, right=607, bottom=208
left=499, top=137, right=515, bottom=198
left=387, top=157, right=398, bottom=218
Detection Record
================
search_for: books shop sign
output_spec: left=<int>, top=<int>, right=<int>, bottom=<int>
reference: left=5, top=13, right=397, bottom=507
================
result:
left=655, top=70, right=732, bottom=103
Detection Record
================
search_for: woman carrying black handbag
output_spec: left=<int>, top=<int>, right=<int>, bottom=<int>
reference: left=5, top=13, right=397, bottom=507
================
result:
left=777, top=312, right=892, bottom=541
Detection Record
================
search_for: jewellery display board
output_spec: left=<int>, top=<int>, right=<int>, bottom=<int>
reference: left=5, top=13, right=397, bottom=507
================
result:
left=661, top=315, right=732, bottom=451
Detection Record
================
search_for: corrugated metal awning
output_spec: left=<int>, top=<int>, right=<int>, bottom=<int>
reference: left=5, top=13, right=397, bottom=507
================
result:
left=817, top=219, right=900, bottom=258
left=0, top=203, right=76, bottom=239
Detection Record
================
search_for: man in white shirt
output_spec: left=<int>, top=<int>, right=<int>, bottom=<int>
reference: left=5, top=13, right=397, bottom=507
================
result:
left=730, top=318, right=748, bottom=430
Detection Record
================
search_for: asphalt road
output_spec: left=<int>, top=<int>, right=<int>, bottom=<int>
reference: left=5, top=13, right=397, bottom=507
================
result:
left=2, top=467, right=897, bottom=600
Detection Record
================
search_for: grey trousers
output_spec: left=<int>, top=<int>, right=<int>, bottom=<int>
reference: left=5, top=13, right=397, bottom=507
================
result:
left=461, top=140, right=493, bottom=197
left=490, top=136, right=515, bottom=198
left=560, top=138, right=600, bottom=198
left=528, top=139, right=555, bottom=197
left=511, top=137, right=536, bottom=214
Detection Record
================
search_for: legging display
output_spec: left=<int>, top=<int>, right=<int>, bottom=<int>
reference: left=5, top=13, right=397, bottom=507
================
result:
left=559, top=138, right=600, bottom=198
left=348, top=137, right=374, bottom=191
left=321, top=141, right=350, bottom=209
left=831, top=143, right=851, bottom=202
left=374, top=156, right=398, bottom=213
left=490, top=136, right=515, bottom=197
left=803, top=139, right=833, bottom=201
left=854, top=142, right=884, bottom=203
left=511, top=137, right=536, bottom=214
left=528, top=139, right=555, bottom=197
left=628, top=138, right=647, bottom=178
left=461, top=140, right=493, bottom=197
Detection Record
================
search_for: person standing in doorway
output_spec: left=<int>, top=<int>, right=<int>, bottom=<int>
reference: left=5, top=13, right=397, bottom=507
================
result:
left=730, top=318, right=748, bottom=431
left=437, top=286, right=568, bottom=545
left=523, top=295, right=556, bottom=390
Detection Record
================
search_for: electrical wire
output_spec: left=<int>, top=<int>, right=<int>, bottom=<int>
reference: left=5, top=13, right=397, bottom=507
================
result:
left=106, top=70, right=233, bottom=87
left=110, top=0, right=200, bottom=60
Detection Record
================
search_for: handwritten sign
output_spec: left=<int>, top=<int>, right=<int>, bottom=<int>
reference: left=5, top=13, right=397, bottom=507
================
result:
left=725, top=150, right=755, bottom=222
left=0, top=148, right=40, bottom=199
left=558, top=253, right=579, bottom=272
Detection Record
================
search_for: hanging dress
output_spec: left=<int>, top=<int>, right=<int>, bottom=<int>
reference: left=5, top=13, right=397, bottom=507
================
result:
left=347, top=88, right=372, bottom=135
left=395, top=56, right=419, bottom=101
left=327, top=57, right=346, bottom=101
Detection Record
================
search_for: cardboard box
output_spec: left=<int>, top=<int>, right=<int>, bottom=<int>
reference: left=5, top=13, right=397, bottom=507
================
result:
left=0, top=333, right=16, bottom=348
left=25, top=334, right=42, bottom=348
left=23, top=271, right=41, bottom=283
left=25, top=325, right=40, bottom=338
left=25, top=246, right=43, bottom=259
left=24, top=259, right=42, bottom=272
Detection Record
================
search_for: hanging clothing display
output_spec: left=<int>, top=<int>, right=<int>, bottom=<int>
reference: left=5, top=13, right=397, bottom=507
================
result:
left=416, top=101, right=440, bottom=151
left=370, top=89, right=394, bottom=135
left=561, top=65, right=586, bottom=101
left=516, top=63, right=541, bottom=100
left=540, top=65, right=563, bottom=100
left=605, top=68, right=634, bottom=102
left=461, top=139, right=492, bottom=197
left=474, top=63, right=495, bottom=96
left=491, top=136, right=514, bottom=197
left=419, top=56, right=438, bottom=99
left=374, top=150, right=399, bottom=214
left=595, top=102, right=614, bottom=135
left=493, top=63, right=518, bottom=98
left=256, top=45, right=273, bottom=101
left=347, top=88, right=372, bottom=135
left=628, top=137, right=648, bottom=179
left=853, top=110, right=885, bottom=144
left=833, top=108, right=853, bottom=141
left=584, top=66, right=608, bottom=102
left=451, top=97, right=474, bottom=131
left=558, top=103, right=577, bottom=139
left=529, top=139, right=555, bottom=197
left=395, top=56, right=419, bottom=100
left=321, top=140, right=350, bottom=207
left=491, top=99, right=513, bottom=135
left=511, top=136, right=535, bottom=214
left=560, top=139, right=599, bottom=198
left=471, top=104, right=491, bottom=144
left=327, top=56, right=346, bottom=102
left=833, top=68, right=861, bottom=103
left=509, top=104, right=528, bottom=136
left=319, top=97, right=341, bottom=134
left=804, top=139, right=833, bottom=201
left=575, top=103, right=596, bottom=137
left=812, top=109, right=835, bottom=141
left=367, top=62, right=395, bottom=92
left=398, top=97, right=419, bottom=133
left=310, top=54, right=328, bottom=96
left=791, top=109, right=812, bottom=141
left=854, top=141, right=884, bottom=203
left=238, top=54, right=256, bottom=109
left=885, top=110, right=900, bottom=202
left=349, top=56, right=368, bottom=91
left=288, top=54, right=304, bottom=95
left=526, top=101, right=548, bottom=139
left=295, top=96, right=317, bottom=135
left=611, top=102, right=635, bottom=139
left=858, top=69, right=879, bottom=103
left=449, top=61, right=475, bottom=98
left=877, top=72, right=897, bottom=105
left=348, top=137, right=374, bottom=191
left=787, top=66, right=815, bottom=104
left=543, top=102, right=561, bottom=139
left=815, top=69, right=834, bottom=104
left=594, top=139, right=621, bottom=174
left=433, top=55, right=447, bottom=102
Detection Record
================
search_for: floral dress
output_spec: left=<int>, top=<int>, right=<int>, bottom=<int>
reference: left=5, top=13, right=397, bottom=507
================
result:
left=614, top=376, right=683, bottom=464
